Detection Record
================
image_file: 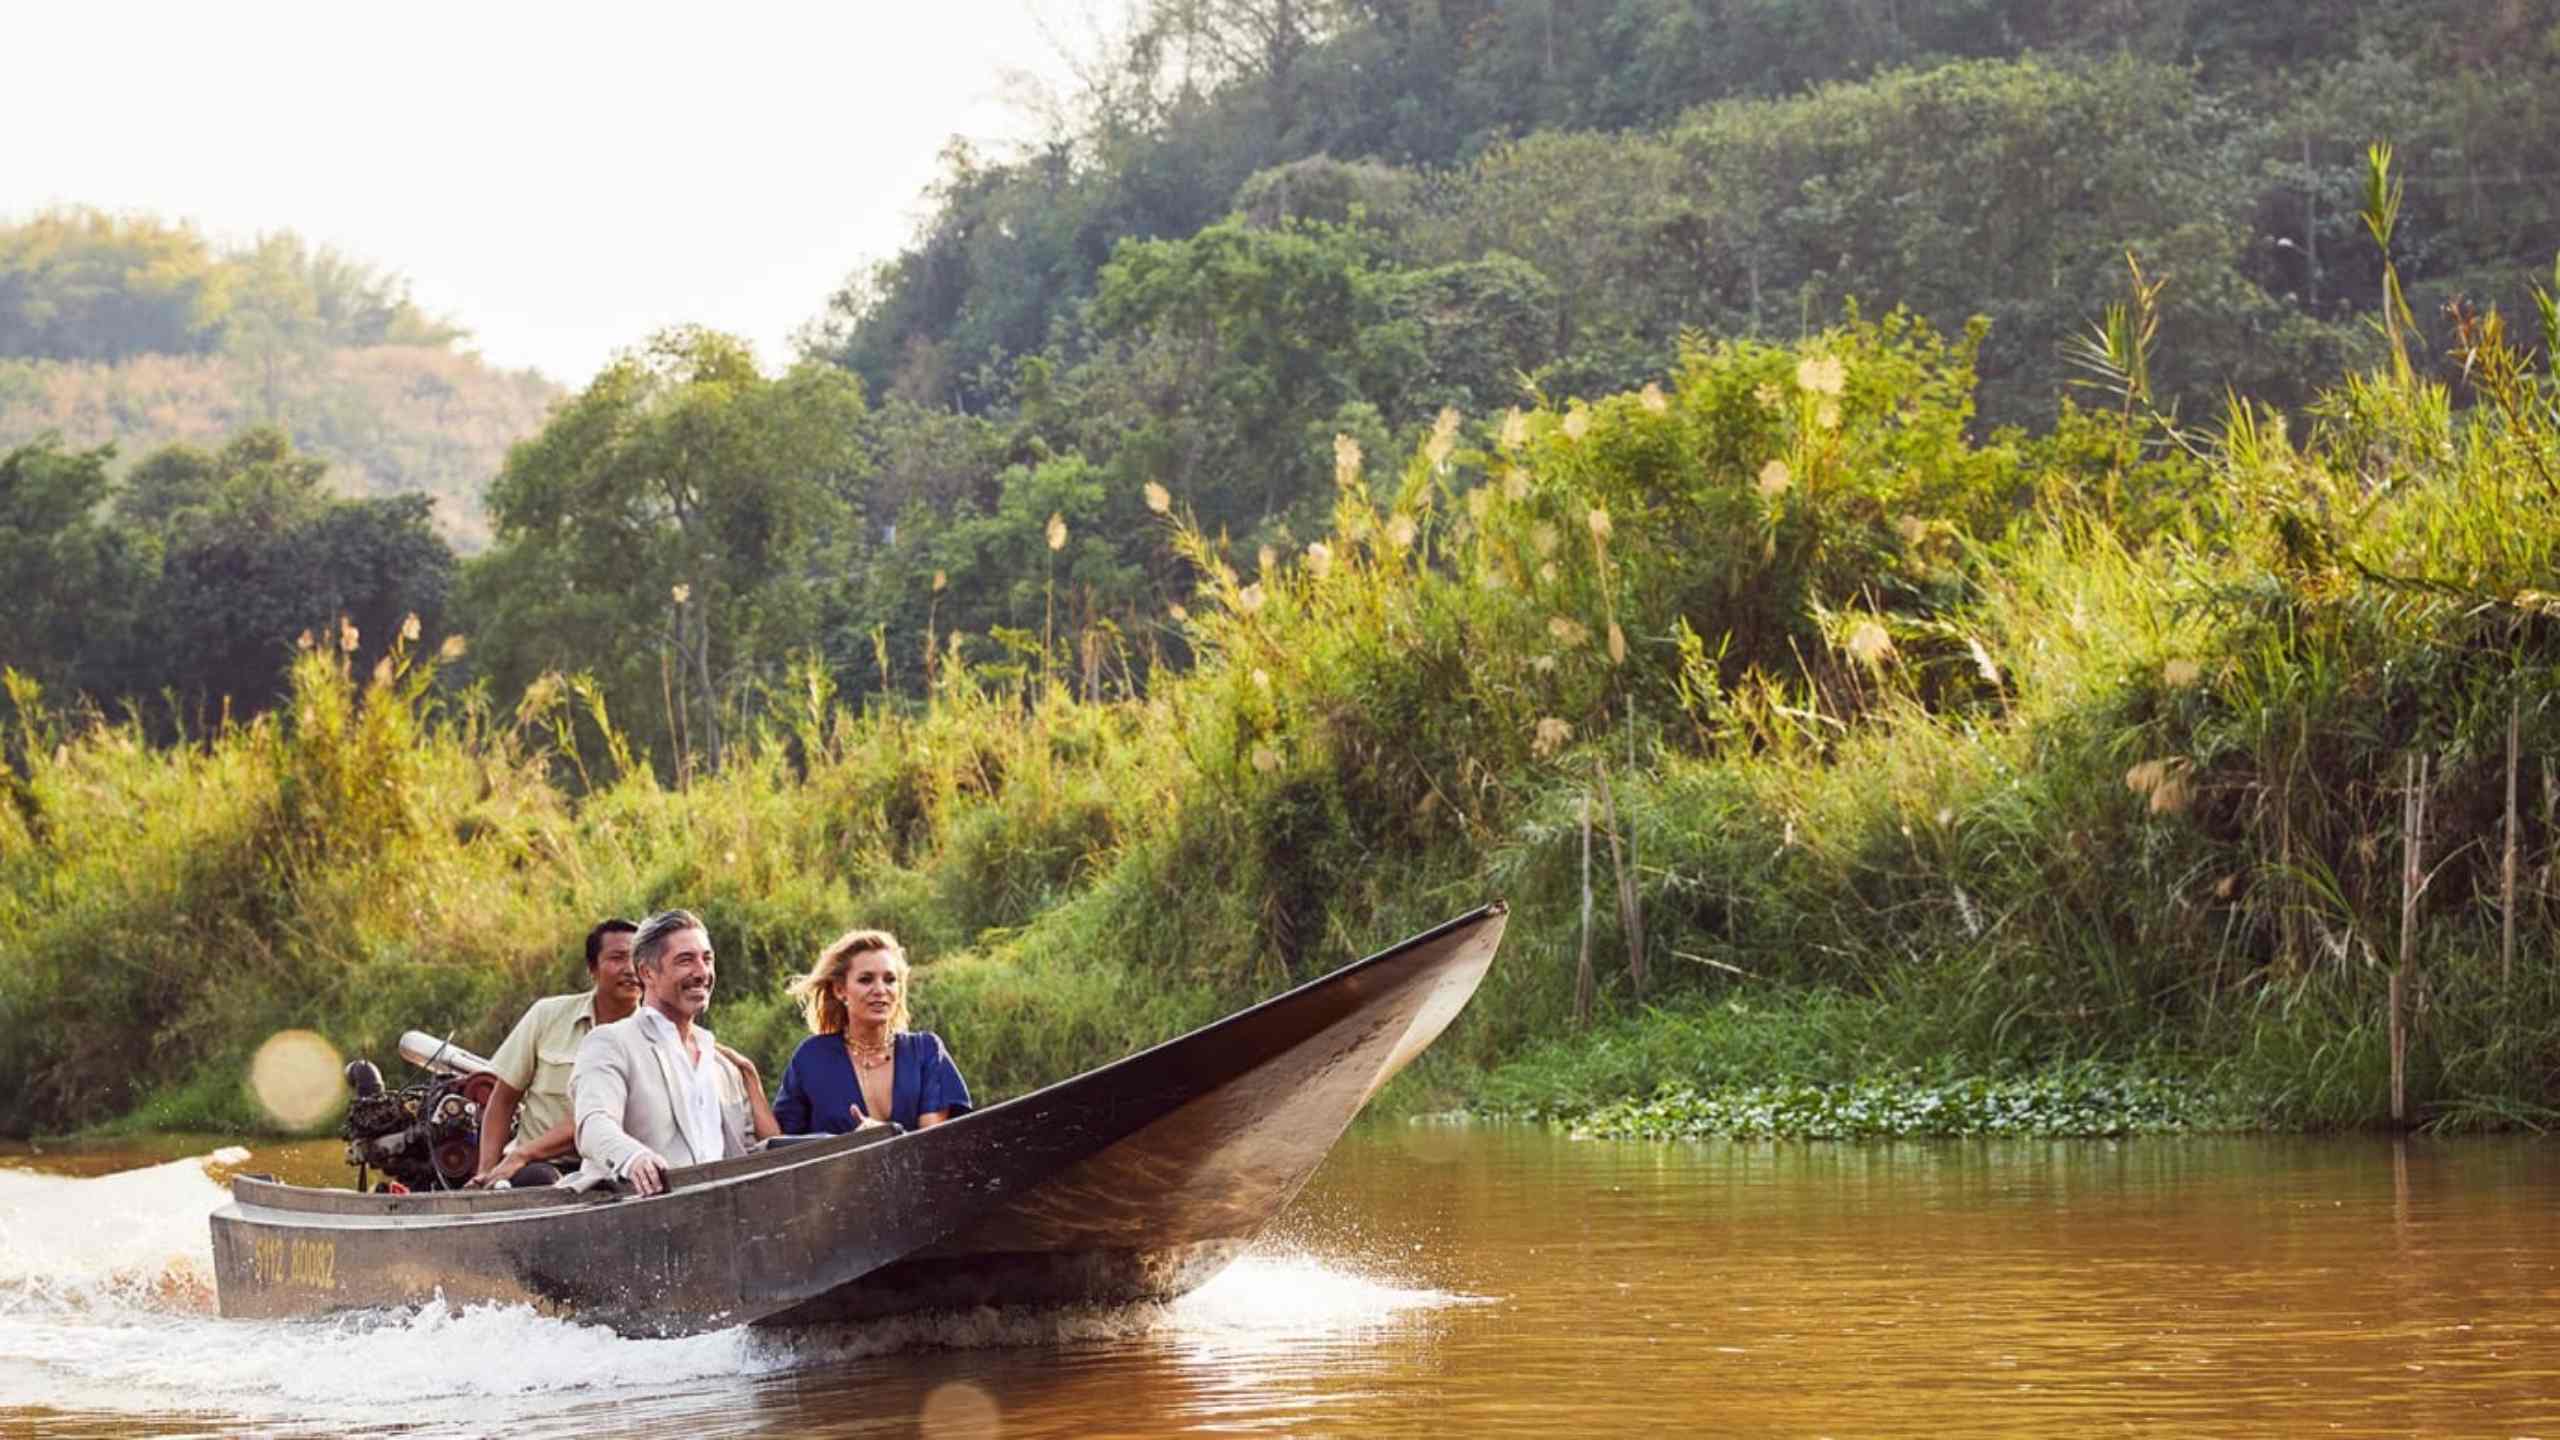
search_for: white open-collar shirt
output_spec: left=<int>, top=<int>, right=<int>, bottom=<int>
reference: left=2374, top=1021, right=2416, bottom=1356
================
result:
left=634, top=1005, right=724, bottom=1169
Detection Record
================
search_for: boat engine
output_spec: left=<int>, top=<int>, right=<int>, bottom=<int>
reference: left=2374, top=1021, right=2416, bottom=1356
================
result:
left=340, top=1033, right=500, bottom=1192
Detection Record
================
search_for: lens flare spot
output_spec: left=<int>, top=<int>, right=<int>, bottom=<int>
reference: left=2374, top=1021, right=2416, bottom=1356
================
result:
left=920, top=1379, right=1001, bottom=1439
left=248, top=1030, right=344, bottom=1130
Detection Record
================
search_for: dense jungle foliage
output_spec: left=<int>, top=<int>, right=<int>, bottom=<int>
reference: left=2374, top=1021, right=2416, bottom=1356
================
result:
left=5, top=1, right=2560, bottom=1139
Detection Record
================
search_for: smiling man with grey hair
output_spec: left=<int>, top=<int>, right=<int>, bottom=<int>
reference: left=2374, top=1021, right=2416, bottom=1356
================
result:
left=570, top=908, right=779, bottom=1195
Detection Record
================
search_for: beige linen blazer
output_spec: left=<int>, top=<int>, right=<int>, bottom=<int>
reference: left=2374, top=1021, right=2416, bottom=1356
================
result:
left=570, top=1012, right=752, bottom=1183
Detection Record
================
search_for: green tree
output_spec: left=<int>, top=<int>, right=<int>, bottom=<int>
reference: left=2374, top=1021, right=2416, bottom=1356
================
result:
left=121, top=429, right=456, bottom=722
left=464, top=328, right=869, bottom=774
left=0, top=438, right=155, bottom=697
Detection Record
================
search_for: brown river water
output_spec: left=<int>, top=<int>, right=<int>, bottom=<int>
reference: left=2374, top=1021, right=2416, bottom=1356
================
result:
left=3, top=1125, right=2556, bottom=1438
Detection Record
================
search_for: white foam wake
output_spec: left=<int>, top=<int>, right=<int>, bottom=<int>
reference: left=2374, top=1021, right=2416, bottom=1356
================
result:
left=773, top=1250, right=1477, bottom=1365
left=0, top=1146, right=248, bottom=1314
left=0, top=1148, right=1477, bottom=1435
left=1172, top=1250, right=1480, bottom=1335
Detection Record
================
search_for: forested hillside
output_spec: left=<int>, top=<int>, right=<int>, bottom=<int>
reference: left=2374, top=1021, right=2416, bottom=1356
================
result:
left=0, top=209, right=558, bottom=550
left=771, top=0, right=2560, bottom=721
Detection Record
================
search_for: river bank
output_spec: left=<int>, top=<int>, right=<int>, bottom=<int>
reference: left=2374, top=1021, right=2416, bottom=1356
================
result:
left=10, top=254, right=2560, bottom=1142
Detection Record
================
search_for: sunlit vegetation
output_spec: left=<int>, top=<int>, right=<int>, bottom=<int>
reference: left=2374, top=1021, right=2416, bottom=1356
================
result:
left=8, top=163, right=2560, bottom=1136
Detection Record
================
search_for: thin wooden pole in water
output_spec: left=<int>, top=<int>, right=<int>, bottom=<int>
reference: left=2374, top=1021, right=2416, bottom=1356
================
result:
left=1576, top=790, right=1595, bottom=1027
left=2392, top=752, right=2428, bottom=1127
left=1595, top=760, right=1647, bottom=998
left=2503, top=696, right=2520, bottom=989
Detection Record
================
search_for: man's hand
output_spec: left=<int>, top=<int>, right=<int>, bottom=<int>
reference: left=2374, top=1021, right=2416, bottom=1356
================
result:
left=625, top=1152, right=669, bottom=1197
left=466, top=1151, right=528, bottom=1189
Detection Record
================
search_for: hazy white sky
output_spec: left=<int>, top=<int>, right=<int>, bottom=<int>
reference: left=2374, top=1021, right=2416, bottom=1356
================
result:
left=3, top=3, right=1122, bottom=385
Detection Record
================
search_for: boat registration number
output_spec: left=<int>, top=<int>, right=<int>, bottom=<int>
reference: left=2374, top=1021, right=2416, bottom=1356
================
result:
left=249, top=1235, right=337, bottom=1289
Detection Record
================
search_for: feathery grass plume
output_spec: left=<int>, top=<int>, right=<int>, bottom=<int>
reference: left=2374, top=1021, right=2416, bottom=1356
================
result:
left=1754, top=381, right=1782, bottom=410
left=1334, top=433, right=1363, bottom=489
left=933, top=569, right=948, bottom=592
left=1640, top=383, right=1668, bottom=414
left=1250, top=744, right=1281, bottom=774
left=1815, top=400, right=1842, bottom=431
left=1532, top=522, right=1560, bottom=557
left=2162, top=658, right=2202, bottom=688
left=1258, top=544, right=1277, bottom=575
left=1047, top=513, right=1068, bottom=552
left=296, top=629, right=316, bottom=651
left=1503, top=466, right=1531, bottom=502
left=1549, top=616, right=1589, bottom=647
left=1607, top=622, right=1627, bottom=666
left=1143, top=481, right=1171, bottom=514
left=1167, top=603, right=1187, bottom=621
left=2122, top=758, right=2197, bottom=816
left=1385, top=515, right=1417, bottom=551
left=1843, top=620, right=1894, bottom=666
left=1538, top=562, right=1559, bottom=586
left=1251, top=668, right=1271, bottom=691
left=399, top=613, right=422, bottom=644
left=1758, top=459, right=1792, bottom=497
left=1532, top=716, right=1573, bottom=757
left=1965, top=636, right=1997, bottom=684
left=337, top=618, right=360, bottom=653
left=1796, top=354, right=1847, bottom=397
left=1587, top=507, right=1612, bottom=542
left=1305, top=541, right=1333, bottom=578
left=1498, top=408, right=1529, bottom=451
left=1236, top=583, right=1265, bottom=616
left=1426, top=408, right=1461, bottom=468
left=1467, top=487, right=1492, bottom=521
left=1562, top=407, right=1591, bottom=440
left=439, top=634, right=468, bottom=661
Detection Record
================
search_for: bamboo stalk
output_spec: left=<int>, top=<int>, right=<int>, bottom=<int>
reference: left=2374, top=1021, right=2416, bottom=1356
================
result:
left=1576, top=790, right=1595, bottom=1027
left=1594, top=761, right=1647, bottom=997
left=2505, top=696, right=2521, bottom=989
left=2391, top=752, right=2427, bottom=1127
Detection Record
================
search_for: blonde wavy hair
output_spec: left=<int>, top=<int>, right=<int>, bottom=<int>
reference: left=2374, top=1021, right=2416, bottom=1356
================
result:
left=784, top=928, right=910, bottom=1036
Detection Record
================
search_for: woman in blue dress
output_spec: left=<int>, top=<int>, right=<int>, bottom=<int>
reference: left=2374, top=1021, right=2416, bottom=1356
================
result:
left=774, top=929, right=971, bottom=1134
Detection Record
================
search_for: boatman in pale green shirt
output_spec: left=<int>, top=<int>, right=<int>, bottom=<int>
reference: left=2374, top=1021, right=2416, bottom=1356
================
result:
left=469, top=919, right=642, bottom=1187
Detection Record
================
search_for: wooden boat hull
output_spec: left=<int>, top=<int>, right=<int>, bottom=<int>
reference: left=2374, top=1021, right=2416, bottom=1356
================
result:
left=210, top=903, right=1505, bottom=1335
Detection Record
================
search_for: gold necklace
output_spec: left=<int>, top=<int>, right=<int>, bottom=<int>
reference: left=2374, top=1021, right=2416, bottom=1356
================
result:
left=845, top=1034, right=894, bottom=1070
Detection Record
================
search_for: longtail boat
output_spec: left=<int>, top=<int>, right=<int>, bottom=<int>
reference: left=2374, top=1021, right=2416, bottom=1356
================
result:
left=210, top=903, right=1506, bottom=1336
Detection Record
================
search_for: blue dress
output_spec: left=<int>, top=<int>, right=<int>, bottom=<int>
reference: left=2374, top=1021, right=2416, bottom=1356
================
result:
left=773, top=1031, right=971, bottom=1134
